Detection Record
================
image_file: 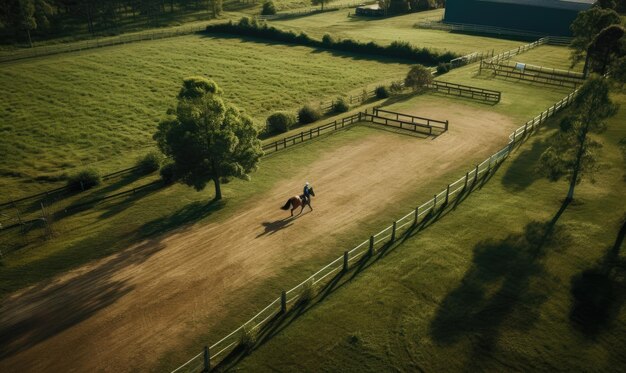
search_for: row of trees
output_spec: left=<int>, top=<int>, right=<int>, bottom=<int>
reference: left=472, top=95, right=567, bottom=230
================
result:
left=0, top=0, right=223, bottom=45
left=537, top=1, right=625, bottom=203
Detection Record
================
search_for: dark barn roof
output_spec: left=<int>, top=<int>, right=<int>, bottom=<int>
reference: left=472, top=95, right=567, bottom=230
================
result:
left=444, top=0, right=596, bottom=36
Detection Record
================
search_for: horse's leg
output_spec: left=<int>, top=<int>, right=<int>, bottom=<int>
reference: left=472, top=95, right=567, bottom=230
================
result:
left=309, top=200, right=313, bottom=211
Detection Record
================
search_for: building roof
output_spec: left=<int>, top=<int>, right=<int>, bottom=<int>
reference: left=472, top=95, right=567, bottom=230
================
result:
left=479, top=0, right=595, bottom=10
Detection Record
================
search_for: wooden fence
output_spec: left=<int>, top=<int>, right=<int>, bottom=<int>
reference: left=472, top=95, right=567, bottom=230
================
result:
left=492, top=66, right=582, bottom=89
left=169, top=84, right=581, bottom=373
left=0, top=24, right=210, bottom=64
left=369, top=107, right=448, bottom=135
left=0, top=166, right=141, bottom=209
left=262, top=113, right=362, bottom=154
left=427, top=81, right=501, bottom=103
left=414, top=20, right=574, bottom=44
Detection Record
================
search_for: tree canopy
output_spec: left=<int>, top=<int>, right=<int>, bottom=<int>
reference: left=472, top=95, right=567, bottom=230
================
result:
left=154, top=77, right=263, bottom=200
left=569, top=7, right=622, bottom=73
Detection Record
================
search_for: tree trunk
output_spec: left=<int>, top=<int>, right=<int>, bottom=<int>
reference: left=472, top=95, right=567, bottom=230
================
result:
left=583, top=52, right=590, bottom=78
left=213, top=176, right=222, bottom=200
left=26, top=29, right=33, bottom=48
left=566, top=129, right=588, bottom=202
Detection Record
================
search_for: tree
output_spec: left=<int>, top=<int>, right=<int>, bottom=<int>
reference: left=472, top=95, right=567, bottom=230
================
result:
left=569, top=7, right=621, bottom=76
left=261, top=0, right=276, bottom=15
left=210, top=0, right=222, bottom=16
left=404, top=64, right=433, bottom=91
left=610, top=56, right=626, bottom=87
left=311, top=0, right=333, bottom=11
left=596, top=0, right=617, bottom=9
left=388, top=0, right=409, bottom=13
left=18, top=0, right=36, bottom=47
left=587, top=25, right=625, bottom=75
left=154, top=77, right=263, bottom=200
left=538, top=76, right=618, bottom=202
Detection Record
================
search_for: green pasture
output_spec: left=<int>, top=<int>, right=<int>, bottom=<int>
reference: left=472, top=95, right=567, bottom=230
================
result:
left=0, top=34, right=412, bottom=195
left=233, top=91, right=626, bottom=372
left=512, top=45, right=582, bottom=72
left=271, top=10, right=525, bottom=55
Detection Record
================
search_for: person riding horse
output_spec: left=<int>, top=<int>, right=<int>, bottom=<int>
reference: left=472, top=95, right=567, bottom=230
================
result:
left=281, top=182, right=316, bottom=216
left=302, top=182, right=311, bottom=204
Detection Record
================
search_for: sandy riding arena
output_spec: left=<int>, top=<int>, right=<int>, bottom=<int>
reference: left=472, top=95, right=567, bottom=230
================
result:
left=0, top=102, right=517, bottom=372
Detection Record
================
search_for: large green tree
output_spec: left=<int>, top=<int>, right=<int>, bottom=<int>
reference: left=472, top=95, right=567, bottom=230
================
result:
left=154, top=77, right=263, bottom=200
left=569, top=7, right=621, bottom=76
left=538, top=76, right=618, bottom=202
left=587, top=25, right=625, bottom=75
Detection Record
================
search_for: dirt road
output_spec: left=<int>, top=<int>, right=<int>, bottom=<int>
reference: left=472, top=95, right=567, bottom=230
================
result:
left=0, top=102, right=516, bottom=372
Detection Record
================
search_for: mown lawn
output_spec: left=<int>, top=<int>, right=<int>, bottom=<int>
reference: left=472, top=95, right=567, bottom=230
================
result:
left=0, top=34, right=412, bottom=195
left=271, top=9, right=525, bottom=55
left=512, top=45, right=582, bottom=72
left=233, top=91, right=626, bottom=372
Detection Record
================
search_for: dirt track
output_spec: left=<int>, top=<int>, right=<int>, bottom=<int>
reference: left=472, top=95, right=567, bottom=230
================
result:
left=0, top=102, right=517, bottom=372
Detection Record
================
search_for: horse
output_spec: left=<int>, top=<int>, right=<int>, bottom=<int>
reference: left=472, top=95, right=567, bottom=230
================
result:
left=280, top=187, right=315, bottom=216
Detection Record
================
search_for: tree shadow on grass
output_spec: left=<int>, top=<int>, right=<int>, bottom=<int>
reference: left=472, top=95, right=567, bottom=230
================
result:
left=0, top=237, right=165, bottom=360
left=429, top=201, right=570, bottom=362
left=569, top=214, right=626, bottom=337
left=139, top=198, right=226, bottom=239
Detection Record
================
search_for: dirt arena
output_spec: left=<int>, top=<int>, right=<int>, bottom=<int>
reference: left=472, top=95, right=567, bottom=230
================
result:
left=0, top=102, right=518, bottom=372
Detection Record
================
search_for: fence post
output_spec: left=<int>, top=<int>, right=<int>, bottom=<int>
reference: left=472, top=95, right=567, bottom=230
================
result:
left=281, top=290, right=287, bottom=313
left=391, top=221, right=397, bottom=243
left=414, top=206, right=419, bottom=224
left=487, top=155, right=492, bottom=172
left=473, top=165, right=479, bottom=184
left=203, top=346, right=210, bottom=372
left=433, top=194, right=437, bottom=211
left=369, top=235, right=375, bottom=255
left=464, top=172, right=469, bottom=190
left=283, top=138, right=287, bottom=148
left=343, top=251, right=349, bottom=272
left=445, top=184, right=450, bottom=204
left=445, top=120, right=449, bottom=131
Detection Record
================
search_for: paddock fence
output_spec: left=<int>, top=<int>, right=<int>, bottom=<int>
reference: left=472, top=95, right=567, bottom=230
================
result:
left=427, top=80, right=501, bottom=103
left=0, top=23, right=210, bottom=64
left=170, top=81, right=580, bottom=373
left=368, top=107, right=448, bottom=135
left=414, top=20, right=574, bottom=44
left=0, top=166, right=142, bottom=210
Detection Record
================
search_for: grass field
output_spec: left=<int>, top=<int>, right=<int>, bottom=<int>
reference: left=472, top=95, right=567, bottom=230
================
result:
left=0, top=43, right=574, bottom=297
left=0, top=34, right=413, bottom=195
left=233, top=91, right=626, bottom=372
left=510, top=45, right=582, bottom=72
left=271, top=10, right=525, bottom=55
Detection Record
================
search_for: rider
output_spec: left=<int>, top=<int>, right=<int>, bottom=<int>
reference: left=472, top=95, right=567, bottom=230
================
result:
left=303, top=182, right=311, bottom=203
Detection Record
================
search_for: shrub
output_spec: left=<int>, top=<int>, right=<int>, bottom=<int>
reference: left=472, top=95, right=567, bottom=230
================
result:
left=322, top=33, right=334, bottom=46
left=436, top=62, right=451, bottom=74
left=298, top=104, right=322, bottom=124
left=67, top=168, right=101, bottom=191
left=261, top=0, right=276, bottom=15
left=389, top=81, right=404, bottom=93
left=160, top=162, right=177, bottom=184
left=136, top=151, right=162, bottom=174
left=332, top=97, right=350, bottom=113
left=375, top=85, right=389, bottom=99
left=267, top=111, right=297, bottom=133
left=404, top=64, right=434, bottom=91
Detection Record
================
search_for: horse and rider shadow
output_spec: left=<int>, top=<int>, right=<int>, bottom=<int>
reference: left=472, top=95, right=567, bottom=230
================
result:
left=256, top=186, right=316, bottom=238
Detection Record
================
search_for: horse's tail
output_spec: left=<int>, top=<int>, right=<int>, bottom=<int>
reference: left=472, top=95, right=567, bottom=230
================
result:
left=281, top=199, right=292, bottom=210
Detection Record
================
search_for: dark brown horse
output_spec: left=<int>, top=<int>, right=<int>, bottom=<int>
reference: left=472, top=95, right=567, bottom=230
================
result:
left=280, top=187, right=315, bottom=216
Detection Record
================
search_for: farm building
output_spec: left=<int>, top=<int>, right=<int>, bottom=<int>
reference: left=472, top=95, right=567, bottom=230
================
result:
left=443, top=0, right=596, bottom=37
